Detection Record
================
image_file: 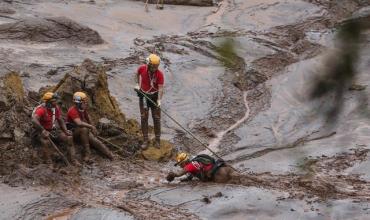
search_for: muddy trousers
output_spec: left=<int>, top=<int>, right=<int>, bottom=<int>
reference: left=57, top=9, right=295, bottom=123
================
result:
left=73, top=127, right=114, bottom=160
left=37, top=130, right=77, bottom=165
left=139, top=96, right=161, bottom=146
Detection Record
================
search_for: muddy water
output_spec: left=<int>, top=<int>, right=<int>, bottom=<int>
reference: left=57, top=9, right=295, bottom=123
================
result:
left=142, top=184, right=370, bottom=220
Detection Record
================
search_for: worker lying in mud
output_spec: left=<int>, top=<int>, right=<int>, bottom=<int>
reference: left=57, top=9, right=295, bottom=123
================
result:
left=66, top=92, right=114, bottom=163
left=134, top=53, right=164, bottom=150
left=166, top=152, right=238, bottom=183
left=31, top=92, right=80, bottom=167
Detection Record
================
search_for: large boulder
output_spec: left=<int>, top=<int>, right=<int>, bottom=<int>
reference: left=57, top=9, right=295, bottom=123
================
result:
left=0, top=17, right=103, bottom=45
left=52, top=59, right=127, bottom=128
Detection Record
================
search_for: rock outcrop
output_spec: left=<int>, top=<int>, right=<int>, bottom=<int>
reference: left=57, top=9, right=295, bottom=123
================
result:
left=0, top=17, right=104, bottom=45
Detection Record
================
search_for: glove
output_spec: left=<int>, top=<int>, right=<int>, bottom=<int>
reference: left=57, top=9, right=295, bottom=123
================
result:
left=157, top=99, right=161, bottom=107
left=134, top=84, right=140, bottom=93
left=166, top=172, right=175, bottom=182
left=180, top=175, right=193, bottom=182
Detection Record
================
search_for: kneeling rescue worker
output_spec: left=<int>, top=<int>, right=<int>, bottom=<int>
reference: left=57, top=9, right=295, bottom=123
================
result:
left=166, top=152, right=236, bottom=183
left=32, top=92, right=79, bottom=166
left=66, top=92, right=114, bottom=162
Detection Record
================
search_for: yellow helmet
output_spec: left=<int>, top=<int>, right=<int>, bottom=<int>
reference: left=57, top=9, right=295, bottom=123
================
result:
left=175, top=152, right=189, bottom=166
left=42, top=92, right=56, bottom=102
left=147, top=54, right=160, bottom=65
left=73, top=91, right=87, bottom=103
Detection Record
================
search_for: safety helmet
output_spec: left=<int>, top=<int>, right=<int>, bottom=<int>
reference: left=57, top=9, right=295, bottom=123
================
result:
left=147, top=54, right=160, bottom=65
left=73, top=91, right=87, bottom=103
left=42, top=92, right=57, bottom=103
left=175, top=152, right=190, bottom=166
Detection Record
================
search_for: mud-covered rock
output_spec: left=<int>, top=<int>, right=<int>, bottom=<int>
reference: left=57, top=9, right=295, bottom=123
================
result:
left=141, top=140, right=173, bottom=161
left=0, top=17, right=103, bottom=45
left=0, top=73, right=35, bottom=176
left=0, top=72, right=30, bottom=141
left=52, top=59, right=126, bottom=127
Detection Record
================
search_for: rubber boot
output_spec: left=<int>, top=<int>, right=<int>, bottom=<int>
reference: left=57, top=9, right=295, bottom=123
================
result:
left=139, top=99, right=149, bottom=150
left=153, top=107, right=161, bottom=148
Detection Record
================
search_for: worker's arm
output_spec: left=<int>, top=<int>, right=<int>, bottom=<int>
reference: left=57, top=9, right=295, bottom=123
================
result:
left=158, top=84, right=164, bottom=100
left=32, top=114, right=44, bottom=132
left=32, top=114, right=50, bottom=138
left=173, top=170, right=186, bottom=178
left=166, top=170, right=187, bottom=182
left=73, top=118, right=98, bottom=135
left=57, top=118, right=71, bottom=135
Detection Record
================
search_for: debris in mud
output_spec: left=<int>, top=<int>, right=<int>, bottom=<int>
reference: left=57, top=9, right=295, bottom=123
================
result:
left=109, top=181, right=143, bottom=190
left=201, top=196, right=211, bottom=204
left=15, top=195, right=81, bottom=220
left=349, top=84, right=367, bottom=91
left=116, top=199, right=199, bottom=220
left=232, top=149, right=370, bottom=200
left=3, top=164, right=74, bottom=187
left=0, top=17, right=104, bottom=45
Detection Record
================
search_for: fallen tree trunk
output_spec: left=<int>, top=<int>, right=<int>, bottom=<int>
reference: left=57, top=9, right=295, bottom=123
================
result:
left=137, top=0, right=214, bottom=7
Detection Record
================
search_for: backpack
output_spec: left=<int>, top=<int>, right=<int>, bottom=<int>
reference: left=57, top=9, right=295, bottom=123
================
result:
left=191, top=154, right=216, bottom=166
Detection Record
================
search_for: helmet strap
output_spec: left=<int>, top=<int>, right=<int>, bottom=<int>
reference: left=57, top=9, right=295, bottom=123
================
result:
left=45, top=101, right=53, bottom=108
left=76, top=102, right=84, bottom=111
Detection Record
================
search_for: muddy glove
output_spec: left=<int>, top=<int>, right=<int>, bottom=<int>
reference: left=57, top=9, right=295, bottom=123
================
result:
left=134, top=84, right=140, bottom=93
left=157, top=99, right=161, bottom=108
left=180, top=174, right=193, bottom=182
left=166, top=172, right=175, bottom=182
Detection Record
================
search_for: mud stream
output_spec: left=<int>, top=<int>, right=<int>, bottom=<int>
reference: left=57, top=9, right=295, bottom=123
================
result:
left=0, top=0, right=370, bottom=219
left=205, top=92, right=250, bottom=154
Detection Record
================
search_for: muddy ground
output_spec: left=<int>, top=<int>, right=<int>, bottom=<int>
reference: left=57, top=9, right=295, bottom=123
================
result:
left=0, top=0, right=370, bottom=219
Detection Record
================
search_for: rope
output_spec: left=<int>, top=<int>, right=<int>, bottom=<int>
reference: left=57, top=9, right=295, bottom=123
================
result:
left=136, top=89, right=239, bottom=172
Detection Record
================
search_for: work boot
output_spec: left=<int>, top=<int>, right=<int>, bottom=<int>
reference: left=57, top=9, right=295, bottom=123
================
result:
left=45, top=158, right=54, bottom=169
left=68, top=146, right=81, bottom=167
left=154, top=138, right=161, bottom=149
left=141, top=139, right=149, bottom=150
left=153, top=107, right=161, bottom=149
left=83, top=145, right=93, bottom=164
left=42, top=146, right=54, bottom=169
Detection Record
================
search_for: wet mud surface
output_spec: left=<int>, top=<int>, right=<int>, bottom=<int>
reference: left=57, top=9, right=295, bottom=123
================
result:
left=0, top=0, right=370, bottom=219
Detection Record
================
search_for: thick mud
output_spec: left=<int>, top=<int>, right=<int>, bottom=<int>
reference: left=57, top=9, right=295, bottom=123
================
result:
left=0, top=0, right=370, bottom=219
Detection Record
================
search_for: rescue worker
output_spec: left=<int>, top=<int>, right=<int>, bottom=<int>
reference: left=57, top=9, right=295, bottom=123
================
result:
left=134, top=54, right=164, bottom=149
left=166, top=152, right=238, bottom=183
left=31, top=92, right=79, bottom=167
left=66, top=92, right=114, bottom=162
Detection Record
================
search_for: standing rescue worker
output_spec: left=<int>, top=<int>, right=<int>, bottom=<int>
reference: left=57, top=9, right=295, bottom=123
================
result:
left=31, top=92, right=79, bottom=166
left=66, top=92, right=114, bottom=162
left=134, top=54, right=164, bottom=149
